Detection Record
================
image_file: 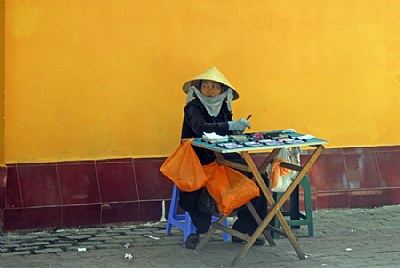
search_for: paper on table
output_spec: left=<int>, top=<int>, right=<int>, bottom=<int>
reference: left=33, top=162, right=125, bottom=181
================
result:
left=297, top=134, right=314, bottom=140
left=202, top=132, right=229, bottom=143
left=203, top=132, right=228, bottom=139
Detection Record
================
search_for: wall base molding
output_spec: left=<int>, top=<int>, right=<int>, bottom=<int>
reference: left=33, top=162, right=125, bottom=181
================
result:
left=2, top=146, right=400, bottom=231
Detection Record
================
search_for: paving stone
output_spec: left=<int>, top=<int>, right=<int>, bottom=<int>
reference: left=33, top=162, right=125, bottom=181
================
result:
left=14, top=246, right=40, bottom=252
left=44, top=243, right=74, bottom=248
left=0, top=243, right=21, bottom=248
left=118, top=230, right=137, bottom=235
left=104, top=239, right=134, bottom=244
left=21, top=242, right=50, bottom=247
left=131, top=241, right=157, bottom=247
left=87, top=237, right=108, bottom=241
left=85, top=227, right=110, bottom=231
left=110, top=235, right=130, bottom=239
left=152, top=229, right=169, bottom=235
left=8, top=235, right=38, bottom=241
left=75, top=241, right=104, bottom=246
left=34, top=248, right=64, bottom=254
left=127, top=230, right=155, bottom=235
left=36, top=237, right=60, bottom=242
left=64, top=235, right=93, bottom=240
left=105, top=229, right=125, bottom=234
left=0, top=251, right=31, bottom=256
left=90, top=234, right=111, bottom=237
left=95, top=244, right=122, bottom=250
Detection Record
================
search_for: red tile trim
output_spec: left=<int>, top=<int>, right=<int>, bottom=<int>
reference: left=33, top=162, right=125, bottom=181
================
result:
left=2, top=145, right=400, bottom=231
left=0, top=166, right=7, bottom=209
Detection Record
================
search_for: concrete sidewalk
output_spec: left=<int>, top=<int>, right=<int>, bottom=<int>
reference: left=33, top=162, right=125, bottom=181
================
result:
left=1, top=205, right=400, bottom=267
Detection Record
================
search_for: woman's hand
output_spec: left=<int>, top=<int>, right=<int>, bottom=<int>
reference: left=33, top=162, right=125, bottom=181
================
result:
left=228, top=118, right=251, bottom=131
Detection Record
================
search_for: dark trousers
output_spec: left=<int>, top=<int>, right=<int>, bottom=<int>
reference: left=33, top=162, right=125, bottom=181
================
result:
left=179, top=185, right=268, bottom=235
left=179, top=189, right=212, bottom=234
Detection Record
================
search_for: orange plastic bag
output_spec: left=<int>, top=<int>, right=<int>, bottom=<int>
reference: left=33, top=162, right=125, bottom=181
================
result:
left=160, top=140, right=208, bottom=192
left=268, top=158, right=291, bottom=192
left=204, top=162, right=260, bottom=215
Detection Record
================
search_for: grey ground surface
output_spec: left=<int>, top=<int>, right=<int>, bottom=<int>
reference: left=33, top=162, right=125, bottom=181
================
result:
left=1, top=205, right=400, bottom=267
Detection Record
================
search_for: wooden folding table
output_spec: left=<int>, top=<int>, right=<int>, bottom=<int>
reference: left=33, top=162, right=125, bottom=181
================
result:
left=191, top=132, right=327, bottom=266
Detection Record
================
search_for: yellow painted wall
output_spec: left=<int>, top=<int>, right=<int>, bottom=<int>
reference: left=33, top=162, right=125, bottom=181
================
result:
left=0, top=0, right=4, bottom=165
left=4, top=0, right=400, bottom=163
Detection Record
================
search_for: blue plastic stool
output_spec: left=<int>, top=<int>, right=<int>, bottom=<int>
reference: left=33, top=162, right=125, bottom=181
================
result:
left=272, top=174, right=314, bottom=238
left=166, top=185, right=230, bottom=241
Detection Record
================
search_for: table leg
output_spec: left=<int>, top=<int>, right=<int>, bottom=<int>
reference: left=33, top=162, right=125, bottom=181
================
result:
left=256, top=148, right=280, bottom=175
left=232, top=152, right=304, bottom=265
left=233, top=147, right=324, bottom=265
left=272, top=145, right=324, bottom=215
left=246, top=202, right=276, bottom=246
left=195, top=145, right=324, bottom=266
left=196, top=215, right=228, bottom=251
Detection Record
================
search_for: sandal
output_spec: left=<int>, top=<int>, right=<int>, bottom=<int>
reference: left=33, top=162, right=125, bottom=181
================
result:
left=185, top=233, right=200, bottom=249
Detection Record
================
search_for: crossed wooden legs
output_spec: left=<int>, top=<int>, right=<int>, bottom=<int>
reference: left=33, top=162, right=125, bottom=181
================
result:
left=195, top=145, right=324, bottom=266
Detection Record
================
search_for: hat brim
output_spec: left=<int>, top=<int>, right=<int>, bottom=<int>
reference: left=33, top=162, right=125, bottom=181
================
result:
left=182, top=67, right=240, bottom=100
left=183, top=80, right=239, bottom=100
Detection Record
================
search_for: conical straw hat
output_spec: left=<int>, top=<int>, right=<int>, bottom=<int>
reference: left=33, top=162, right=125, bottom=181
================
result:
left=183, top=67, right=239, bottom=100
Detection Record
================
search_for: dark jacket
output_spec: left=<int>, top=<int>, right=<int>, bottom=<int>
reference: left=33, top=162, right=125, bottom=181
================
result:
left=181, top=98, right=233, bottom=165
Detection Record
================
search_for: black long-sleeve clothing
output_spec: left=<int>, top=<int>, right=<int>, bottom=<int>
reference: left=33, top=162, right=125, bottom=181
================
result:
left=181, top=98, right=233, bottom=165
left=179, top=98, right=267, bottom=235
left=181, top=98, right=231, bottom=138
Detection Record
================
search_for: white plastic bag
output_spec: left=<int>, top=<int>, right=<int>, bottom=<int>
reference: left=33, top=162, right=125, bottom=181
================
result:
left=266, top=147, right=301, bottom=192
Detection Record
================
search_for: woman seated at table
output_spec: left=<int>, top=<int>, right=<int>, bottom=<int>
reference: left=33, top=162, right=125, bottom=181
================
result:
left=179, top=66, right=268, bottom=249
